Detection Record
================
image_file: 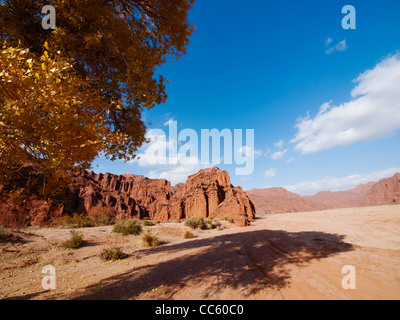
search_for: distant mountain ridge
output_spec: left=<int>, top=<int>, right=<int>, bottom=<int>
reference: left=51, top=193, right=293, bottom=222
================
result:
left=247, top=173, right=400, bottom=215
left=245, top=187, right=320, bottom=214
left=304, top=182, right=375, bottom=210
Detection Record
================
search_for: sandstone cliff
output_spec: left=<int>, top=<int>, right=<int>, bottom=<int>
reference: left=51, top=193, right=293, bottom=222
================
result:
left=361, top=173, right=400, bottom=206
left=170, top=168, right=255, bottom=226
left=0, top=167, right=255, bottom=227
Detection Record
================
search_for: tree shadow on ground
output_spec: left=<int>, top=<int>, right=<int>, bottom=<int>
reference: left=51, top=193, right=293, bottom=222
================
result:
left=2, top=291, right=48, bottom=300
left=65, top=229, right=354, bottom=300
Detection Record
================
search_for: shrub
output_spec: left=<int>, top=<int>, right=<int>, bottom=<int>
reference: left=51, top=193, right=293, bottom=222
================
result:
left=55, top=208, right=116, bottom=229
left=212, top=220, right=222, bottom=229
left=183, top=230, right=194, bottom=239
left=55, top=214, right=94, bottom=229
left=141, top=232, right=160, bottom=247
left=0, top=226, right=11, bottom=243
left=222, top=217, right=235, bottom=224
left=62, top=230, right=84, bottom=249
left=184, top=217, right=199, bottom=229
left=143, top=220, right=156, bottom=227
left=113, top=219, right=142, bottom=236
left=197, top=218, right=207, bottom=230
left=99, top=247, right=127, bottom=262
left=184, top=217, right=214, bottom=230
left=90, top=206, right=116, bottom=226
left=203, top=218, right=214, bottom=230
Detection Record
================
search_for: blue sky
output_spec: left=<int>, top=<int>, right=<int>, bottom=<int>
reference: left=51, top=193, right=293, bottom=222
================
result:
left=93, top=0, right=400, bottom=195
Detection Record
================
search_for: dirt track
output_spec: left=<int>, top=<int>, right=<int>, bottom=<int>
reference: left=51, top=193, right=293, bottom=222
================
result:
left=1, top=205, right=399, bottom=300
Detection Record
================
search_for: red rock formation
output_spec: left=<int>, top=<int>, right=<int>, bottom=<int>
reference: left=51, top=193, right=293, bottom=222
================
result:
left=62, top=170, right=174, bottom=222
left=169, top=168, right=255, bottom=226
left=0, top=196, right=63, bottom=227
left=361, top=173, right=400, bottom=206
left=0, top=167, right=255, bottom=227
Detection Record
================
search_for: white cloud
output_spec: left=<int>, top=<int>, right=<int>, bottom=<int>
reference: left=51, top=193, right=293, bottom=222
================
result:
left=325, top=47, right=334, bottom=54
left=240, top=177, right=252, bottom=182
left=129, top=130, right=211, bottom=185
left=325, top=37, right=333, bottom=46
left=163, top=118, right=175, bottom=126
left=274, top=139, right=284, bottom=149
left=284, top=167, right=400, bottom=195
left=264, top=168, right=277, bottom=179
left=147, top=163, right=211, bottom=185
left=286, top=157, right=295, bottom=164
left=270, top=149, right=287, bottom=160
left=130, top=130, right=169, bottom=167
left=254, top=150, right=263, bottom=158
left=238, top=145, right=251, bottom=156
left=263, top=147, right=271, bottom=157
left=326, top=39, right=348, bottom=54
left=238, top=146, right=262, bottom=159
left=292, top=54, right=400, bottom=154
left=335, top=39, right=347, bottom=51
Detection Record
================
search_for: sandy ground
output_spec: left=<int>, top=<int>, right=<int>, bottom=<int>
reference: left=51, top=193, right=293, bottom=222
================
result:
left=1, top=205, right=399, bottom=300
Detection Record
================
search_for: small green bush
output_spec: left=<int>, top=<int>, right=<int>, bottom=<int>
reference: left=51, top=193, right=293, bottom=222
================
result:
left=0, top=226, right=11, bottom=243
left=222, top=217, right=235, bottom=224
left=202, top=218, right=214, bottom=230
left=141, top=232, right=160, bottom=247
left=55, top=214, right=94, bottom=229
left=143, top=220, right=156, bottom=227
left=184, top=217, right=199, bottom=229
left=197, top=218, right=207, bottom=230
left=99, top=247, right=127, bottom=262
left=184, top=217, right=215, bottom=230
left=212, top=220, right=222, bottom=229
left=113, top=219, right=142, bottom=236
left=62, top=230, right=84, bottom=249
left=183, top=230, right=194, bottom=239
left=90, top=206, right=116, bottom=226
left=55, top=208, right=116, bottom=229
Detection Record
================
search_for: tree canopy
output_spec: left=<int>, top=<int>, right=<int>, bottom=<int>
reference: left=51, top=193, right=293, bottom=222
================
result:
left=0, top=0, right=195, bottom=198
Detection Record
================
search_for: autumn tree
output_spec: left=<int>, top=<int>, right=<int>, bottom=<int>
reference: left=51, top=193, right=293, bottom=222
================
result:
left=1, top=43, right=107, bottom=198
left=0, top=0, right=195, bottom=198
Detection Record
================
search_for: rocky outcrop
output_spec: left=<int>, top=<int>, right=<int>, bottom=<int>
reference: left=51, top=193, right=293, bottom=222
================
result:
left=361, top=173, right=400, bottom=206
left=0, top=167, right=255, bottom=227
left=169, top=168, right=255, bottom=226
left=0, top=197, right=63, bottom=227
left=64, top=171, right=176, bottom=222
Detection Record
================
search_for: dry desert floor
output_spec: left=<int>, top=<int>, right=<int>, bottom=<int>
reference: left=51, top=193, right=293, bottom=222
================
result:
left=1, top=205, right=400, bottom=300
